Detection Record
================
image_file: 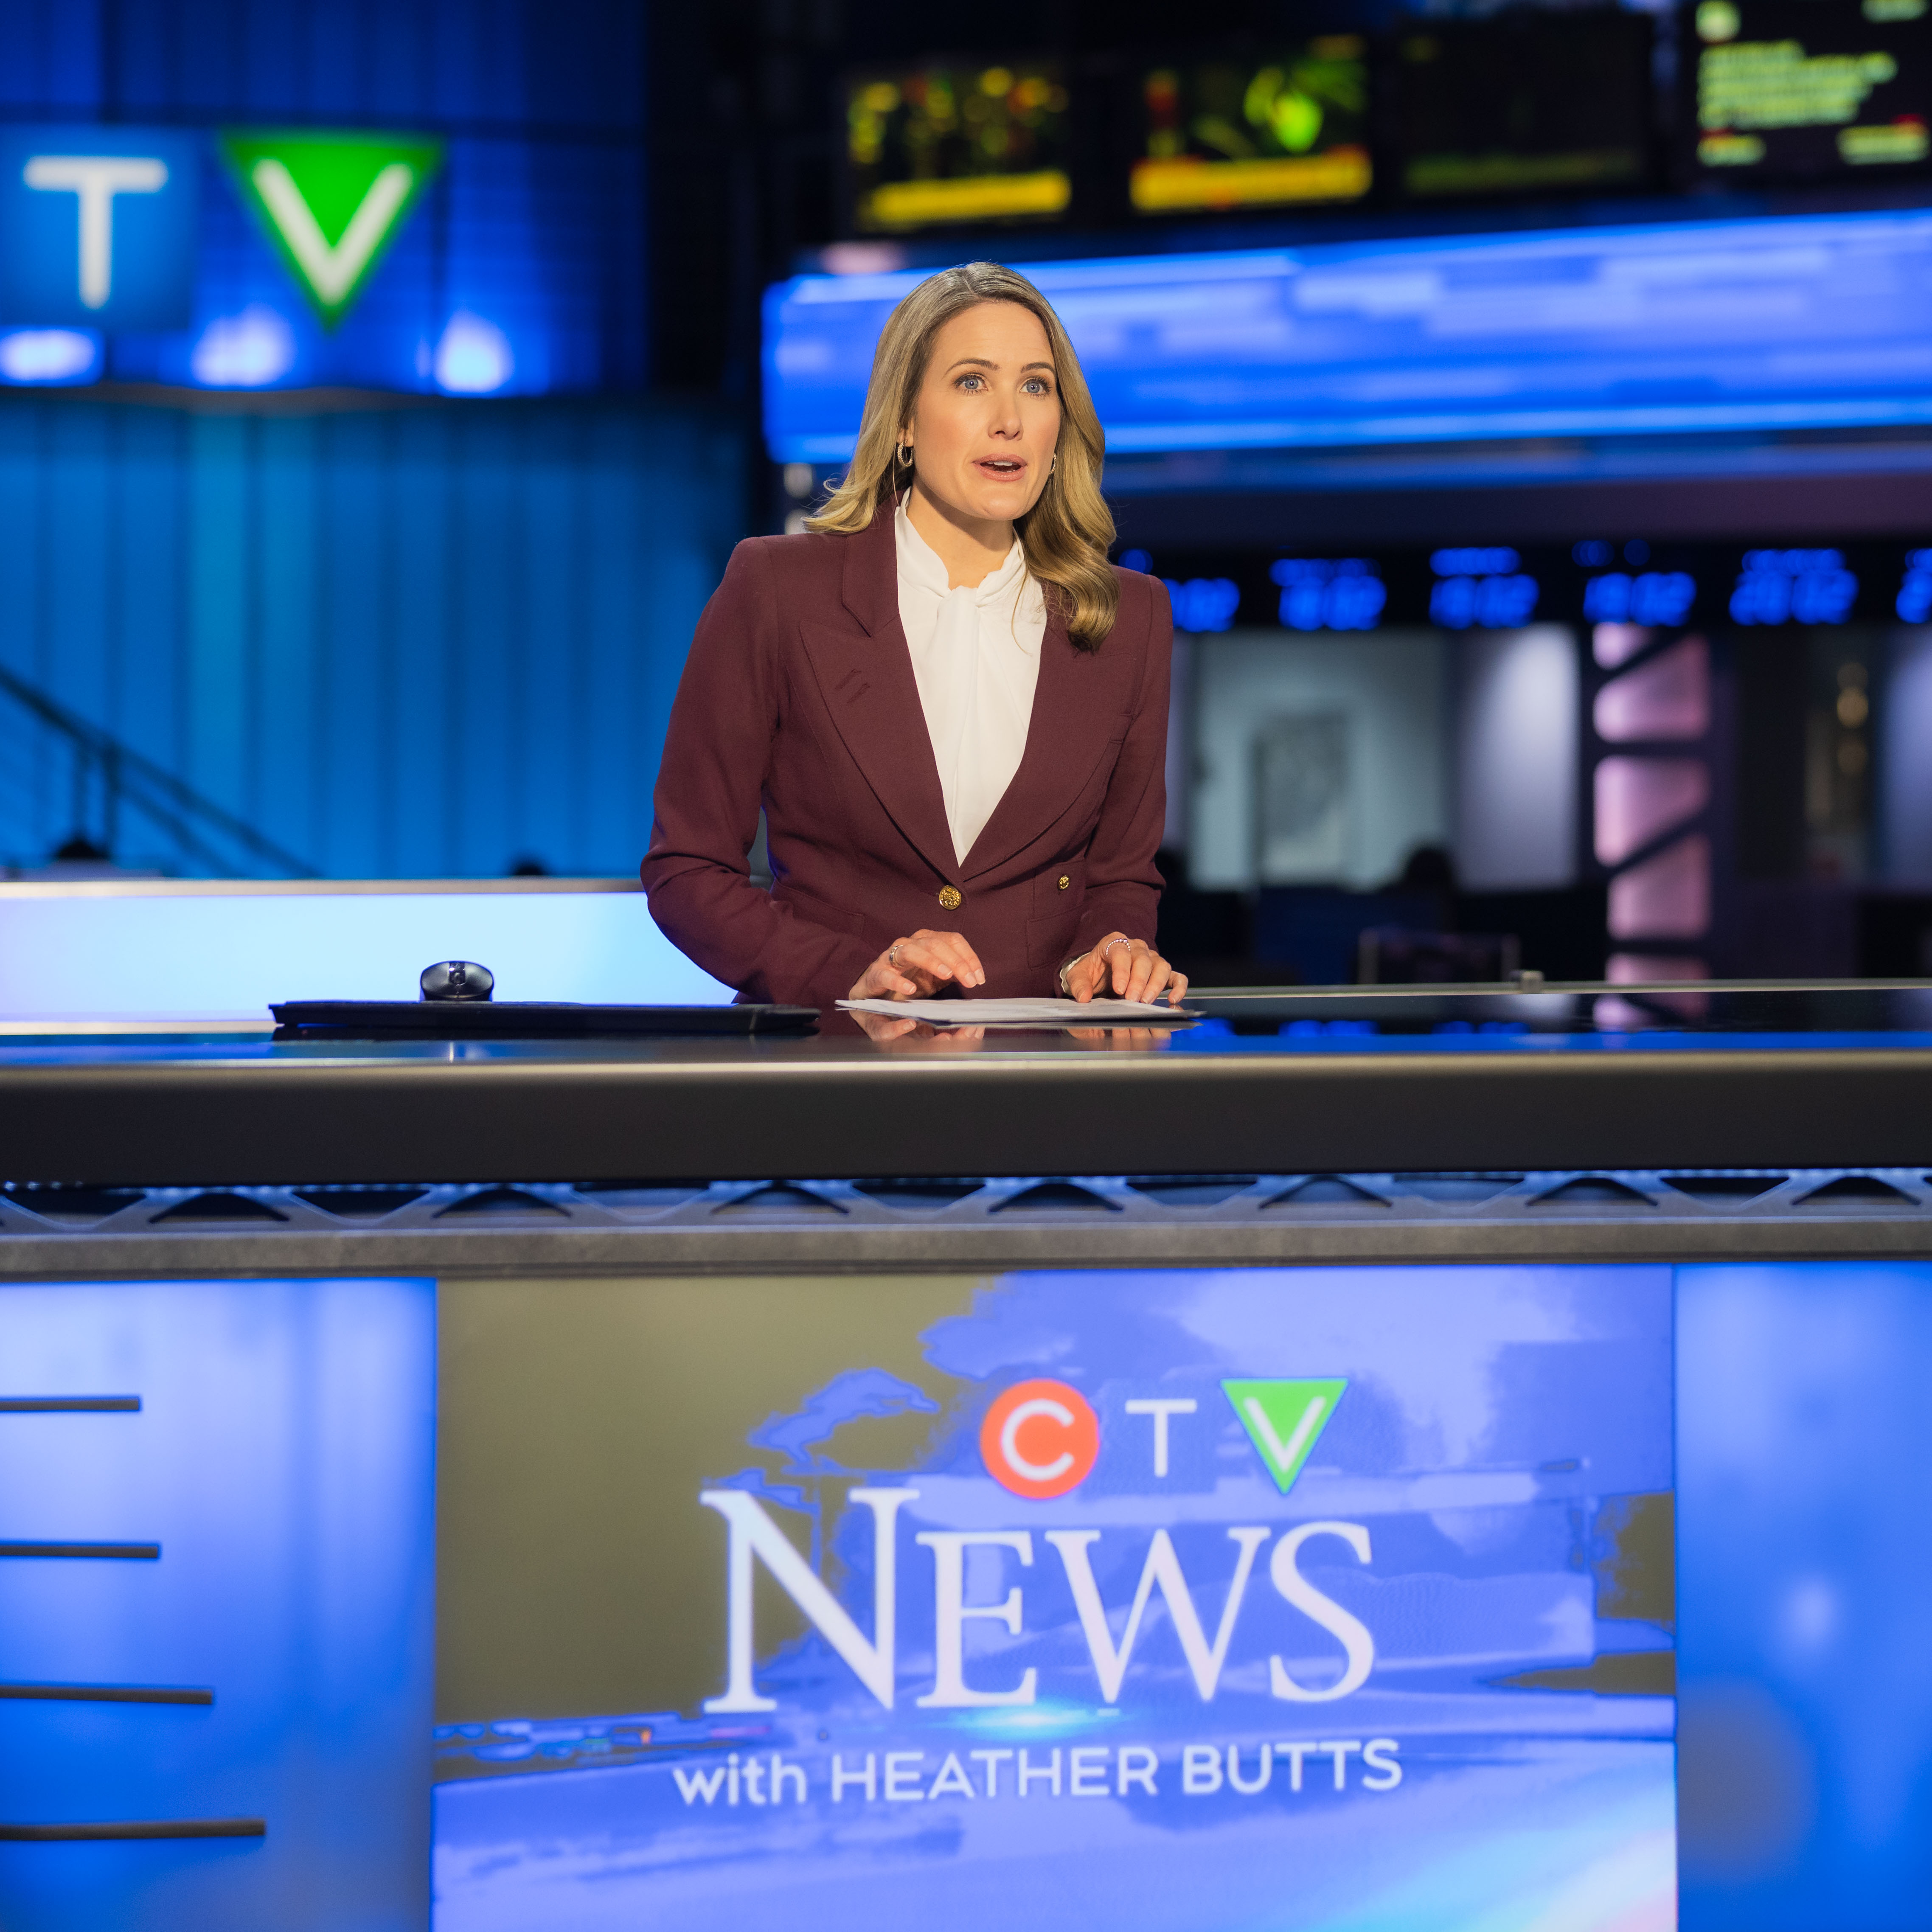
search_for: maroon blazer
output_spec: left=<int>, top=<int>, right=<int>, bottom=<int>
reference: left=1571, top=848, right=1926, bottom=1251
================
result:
left=640, top=503, right=1173, bottom=1010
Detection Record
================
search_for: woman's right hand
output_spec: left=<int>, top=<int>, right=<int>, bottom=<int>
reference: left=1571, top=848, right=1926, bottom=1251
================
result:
left=848, top=929, right=986, bottom=1001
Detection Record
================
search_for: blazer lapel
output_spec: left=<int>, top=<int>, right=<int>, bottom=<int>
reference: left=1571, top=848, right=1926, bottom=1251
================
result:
left=960, top=599, right=1126, bottom=880
left=797, top=505, right=958, bottom=881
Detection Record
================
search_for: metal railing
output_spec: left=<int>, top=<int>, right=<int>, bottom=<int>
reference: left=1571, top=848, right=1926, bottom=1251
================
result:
left=0, top=663, right=319, bottom=879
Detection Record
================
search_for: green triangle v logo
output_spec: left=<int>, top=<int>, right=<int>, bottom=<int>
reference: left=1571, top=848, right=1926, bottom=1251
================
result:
left=220, top=129, right=443, bottom=327
left=1223, top=1378, right=1346, bottom=1493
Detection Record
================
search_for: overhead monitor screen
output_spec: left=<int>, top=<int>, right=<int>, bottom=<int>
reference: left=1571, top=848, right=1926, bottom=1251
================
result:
left=1393, top=11, right=1655, bottom=200
left=767, top=210, right=1932, bottom=463
left=1132, top=41, right=1372, bottom=213
left=845, top=62, right=1072, bottom=232
left=1691, top=0, right=1932, bottom=178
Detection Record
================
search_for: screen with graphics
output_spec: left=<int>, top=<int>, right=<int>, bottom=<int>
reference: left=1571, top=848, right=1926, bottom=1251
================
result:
left=1132, top=42, right=1372, bottom=213
left=1690, top=0, right=1932, bottom=178
left=844, top=63, right=1071, bottom=232
left=1393, top=11, right=1654, bottom=200
left=432, top=1265, right=1675, bottom=1931
left=765, top=211, right=1932, bottom=463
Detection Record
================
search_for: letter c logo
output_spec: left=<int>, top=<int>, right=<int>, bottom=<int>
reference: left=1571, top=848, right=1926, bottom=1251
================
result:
left=981, top=1379, right=1099, bottom=1499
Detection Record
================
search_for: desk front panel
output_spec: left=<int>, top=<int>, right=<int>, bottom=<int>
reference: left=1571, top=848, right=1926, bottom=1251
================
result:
left=5, top=1219, right=1929, bottom=1931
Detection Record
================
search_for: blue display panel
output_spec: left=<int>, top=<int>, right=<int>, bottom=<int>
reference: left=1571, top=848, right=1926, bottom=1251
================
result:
left=764, top=209, right=1932, bottom=461
left=1677, top=1263, right=1932, bottom=1928
left=433, top=1265, right=1675, bottom=1930
left=0, top=887, right=733, bottom=1022
left=0, top=1276, right=435, bottom=1932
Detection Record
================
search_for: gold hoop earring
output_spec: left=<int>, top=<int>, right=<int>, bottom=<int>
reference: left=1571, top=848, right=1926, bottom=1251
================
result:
left=896, top=443, right=913, bottom=469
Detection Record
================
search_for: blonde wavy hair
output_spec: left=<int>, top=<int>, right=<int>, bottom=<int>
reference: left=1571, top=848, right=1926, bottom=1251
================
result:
left=807, top=261, right=1118, bottom=649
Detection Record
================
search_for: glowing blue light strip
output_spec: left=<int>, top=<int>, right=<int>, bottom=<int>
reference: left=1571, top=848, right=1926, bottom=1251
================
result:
left=763, top=210, right=1932, bottom=461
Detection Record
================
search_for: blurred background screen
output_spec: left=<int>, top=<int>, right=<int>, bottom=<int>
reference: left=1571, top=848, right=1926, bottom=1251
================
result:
left=1689, top=0, right=1932, bottom=180
left=844, top=61, right=1072, bottom=233
left=1392, top=9, right=1655, bottom=201
left=1132, top=40, right=1373, bottom=213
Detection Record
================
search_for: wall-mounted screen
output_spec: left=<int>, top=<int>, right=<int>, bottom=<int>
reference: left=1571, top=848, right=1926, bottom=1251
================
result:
left=1393, top=10, right=1654, bottom=200
left=1690, top=0, right=1932, bottom=179
left=767, top=210, right=1932, bottom=462
left=845, top=62, right=1072, bottom=232
left=433, top=1264, right=1676, bottom=1931
left=1132, top=41, right=1372, bottom=213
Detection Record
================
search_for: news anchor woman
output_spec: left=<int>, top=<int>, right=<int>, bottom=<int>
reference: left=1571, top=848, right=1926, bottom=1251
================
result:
left=640, top=261, right=1185, bottom=1011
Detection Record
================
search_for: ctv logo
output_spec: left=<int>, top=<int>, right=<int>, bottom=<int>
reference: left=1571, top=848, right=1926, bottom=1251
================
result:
left=220, top=131, right=441, bottom=327
left=701, top=1375, right=1374, bottom=1715
left=980, top=1376, right=1343, bottom=1497
left=0, top=126, right=199, bottom=330
left=980, top=1380, right=1100, bottom=1498
left=0, top=124, right=441, bottom=336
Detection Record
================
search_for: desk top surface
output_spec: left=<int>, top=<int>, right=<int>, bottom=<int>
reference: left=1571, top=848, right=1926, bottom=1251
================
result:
left=5, top=983, right=1932, bottom=1061
left=3, top=984, right=1930, bottom=1185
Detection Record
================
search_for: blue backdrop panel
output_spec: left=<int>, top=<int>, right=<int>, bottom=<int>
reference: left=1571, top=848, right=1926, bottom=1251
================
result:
left=765, top=211, right=1932, bottom=461
left=0, top=1275, right=436, bottom=1932
left=0, top=887, right=735, bottom=1015
left=1677, top=1262, right=1932, bottom=1929
left=0, top=394, right=744, bottom=877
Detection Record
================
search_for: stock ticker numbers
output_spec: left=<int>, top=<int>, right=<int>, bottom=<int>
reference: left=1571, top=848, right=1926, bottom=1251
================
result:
left=1574, top=538, right=1696, bottom=626
left=1730, top=548, right=1861, bottom=624
left=1124, top=539, right=1921, bottom=633
left=1898, top=548, right=1932, bottom=621
left=1271, top=559, right=1387, bottom=632
left=1162, top=576, right=1244, bottom=633
left=1427, top=548, right=1539, bottom=630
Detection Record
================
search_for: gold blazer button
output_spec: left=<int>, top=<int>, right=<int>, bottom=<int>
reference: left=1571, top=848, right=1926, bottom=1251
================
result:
left=1057, top=874, right=1071, bottom=890
left=938, top=885, right=963, bottom=911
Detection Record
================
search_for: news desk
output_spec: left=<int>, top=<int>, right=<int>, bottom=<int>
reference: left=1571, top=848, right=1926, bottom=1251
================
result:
left=3, top=984, right=1930, bottom=1932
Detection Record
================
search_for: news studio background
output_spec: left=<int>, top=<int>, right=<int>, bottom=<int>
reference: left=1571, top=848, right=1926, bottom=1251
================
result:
left=0, top=4, right=1930, bottom=1931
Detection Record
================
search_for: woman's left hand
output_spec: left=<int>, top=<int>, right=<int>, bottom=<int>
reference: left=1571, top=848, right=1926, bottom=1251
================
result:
left=1063, top=933, right=1188, bottom=1006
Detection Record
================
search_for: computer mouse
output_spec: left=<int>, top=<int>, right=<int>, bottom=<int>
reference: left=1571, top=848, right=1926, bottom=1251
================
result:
left=421, top=960, right=495, bottom=1002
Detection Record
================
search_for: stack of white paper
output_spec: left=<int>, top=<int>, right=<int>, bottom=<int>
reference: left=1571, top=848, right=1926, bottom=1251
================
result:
left=838, top=997, right=1196, bottom=1027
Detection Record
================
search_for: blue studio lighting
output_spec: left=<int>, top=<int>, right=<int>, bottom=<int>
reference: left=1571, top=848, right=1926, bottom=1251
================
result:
left=189, top=303, right=297, bottom=386
left=764, top=209, right=1932, bottom=461
left=433, top=310, right=514, bottom=394
left=0, top=327, right=100, bottom=384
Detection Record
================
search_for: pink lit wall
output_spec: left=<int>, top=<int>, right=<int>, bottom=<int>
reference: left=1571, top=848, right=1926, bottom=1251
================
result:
left=1589, top=625, right=1715, bottom=971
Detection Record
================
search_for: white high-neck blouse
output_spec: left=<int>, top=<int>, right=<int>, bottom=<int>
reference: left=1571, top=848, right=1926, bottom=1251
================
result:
left=894, top=497, right=1047, bottom=870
